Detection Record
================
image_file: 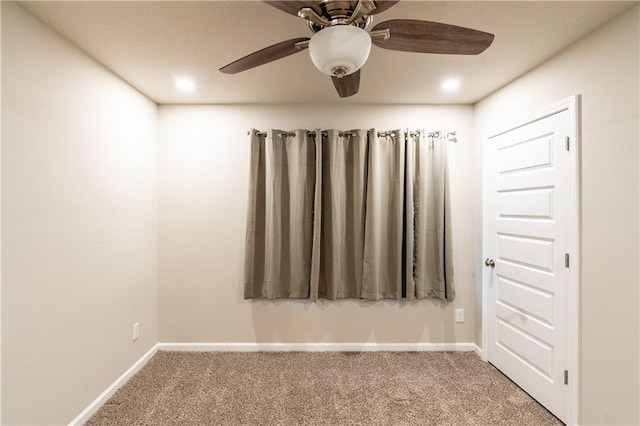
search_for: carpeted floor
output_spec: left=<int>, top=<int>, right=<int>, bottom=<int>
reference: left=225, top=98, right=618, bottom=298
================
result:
left=86, top=351, right=562, bottom=425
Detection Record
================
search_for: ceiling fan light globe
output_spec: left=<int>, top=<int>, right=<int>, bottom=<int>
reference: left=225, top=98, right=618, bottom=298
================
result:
left=309, top=25, right=371, bottom=76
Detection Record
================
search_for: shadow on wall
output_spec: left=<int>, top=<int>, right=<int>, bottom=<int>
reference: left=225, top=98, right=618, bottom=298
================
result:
left=249, top=298, right=457, bottom=344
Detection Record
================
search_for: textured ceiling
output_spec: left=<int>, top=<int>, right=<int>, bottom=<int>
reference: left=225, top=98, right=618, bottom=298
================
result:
left=19, top=1, right=638, bottom=104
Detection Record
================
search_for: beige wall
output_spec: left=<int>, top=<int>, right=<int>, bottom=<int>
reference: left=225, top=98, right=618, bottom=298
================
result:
left=158, top=104, right=477, bottom=344
left=474, top=6, right=639, bottom=425
left=1, top=3, right=158, bottom=425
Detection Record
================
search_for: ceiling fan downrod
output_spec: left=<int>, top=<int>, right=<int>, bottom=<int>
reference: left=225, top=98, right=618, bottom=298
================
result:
left=299, top=0, right=375, bottom=32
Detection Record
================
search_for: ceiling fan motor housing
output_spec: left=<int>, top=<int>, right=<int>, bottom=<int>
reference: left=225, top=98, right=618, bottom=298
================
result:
left=309, top=25, right=372, bottom=77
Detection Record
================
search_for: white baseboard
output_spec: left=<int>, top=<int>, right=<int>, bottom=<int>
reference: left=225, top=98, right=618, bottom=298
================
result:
left=69, top=341, right=482, bottom=425
left=68, top=343, right=159, bottom=426
left=473, top=343, right=483, bottom=358
left=158, top=342, right=482, bottom=353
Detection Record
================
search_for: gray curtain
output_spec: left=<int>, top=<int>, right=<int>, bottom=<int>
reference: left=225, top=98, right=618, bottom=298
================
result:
left=243, top=128, right=454, bottom=302
left=314, top=129, right=368, bottom=300
left=244, top=129, right=315, bottom=299
left=407, top=131, right=455, bottom=301
left=361, top=130, right=406, bottom=300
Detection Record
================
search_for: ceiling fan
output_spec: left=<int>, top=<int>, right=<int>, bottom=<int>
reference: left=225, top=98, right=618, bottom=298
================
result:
left=219, top=0, right=495, bottom=98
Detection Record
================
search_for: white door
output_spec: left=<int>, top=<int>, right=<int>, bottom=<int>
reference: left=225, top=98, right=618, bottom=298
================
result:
left=484, top=99, right=579, bottom=424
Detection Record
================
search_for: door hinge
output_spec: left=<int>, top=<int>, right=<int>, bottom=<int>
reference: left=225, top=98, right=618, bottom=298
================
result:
left=565, top=136, right=570, bottom=151
left=564, top=370, right=569, bottom=385
left=564, top=253, right=570, bottom=268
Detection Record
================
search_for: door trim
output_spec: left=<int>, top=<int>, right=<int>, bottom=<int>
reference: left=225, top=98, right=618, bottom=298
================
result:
left=481, top=95, right=580, bottom=425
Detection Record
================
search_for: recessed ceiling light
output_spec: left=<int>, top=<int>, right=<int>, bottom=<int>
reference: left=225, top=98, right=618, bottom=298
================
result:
left=441, top=78, right=461, bottom=92
left=175, top=76, right=195, bottom=93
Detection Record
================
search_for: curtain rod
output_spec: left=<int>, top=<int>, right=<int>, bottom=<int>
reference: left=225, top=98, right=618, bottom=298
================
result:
left=247, top=129, right=457, bottom=142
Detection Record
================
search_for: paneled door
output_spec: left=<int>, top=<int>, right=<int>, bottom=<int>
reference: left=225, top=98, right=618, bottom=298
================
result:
left=484, top=97, right=579, bottom=424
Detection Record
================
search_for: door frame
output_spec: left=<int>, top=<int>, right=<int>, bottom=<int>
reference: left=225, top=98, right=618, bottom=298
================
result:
left=481, top=95, right=581, bottom=425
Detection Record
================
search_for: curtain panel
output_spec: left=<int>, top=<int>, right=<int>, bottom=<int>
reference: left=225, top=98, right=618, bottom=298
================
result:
left=243, top=128, right=454, bottom=302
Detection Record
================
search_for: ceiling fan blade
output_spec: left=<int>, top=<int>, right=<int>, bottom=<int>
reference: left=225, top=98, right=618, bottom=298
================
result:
left=263, top=1, right=322, bottom=17
left=372, top=19, right=494, bottom=55
left=371, top=1, right=400, bottom=15
left=220, top=38, right=310, bottom=74
left=332, top=70, right=361, bottom=98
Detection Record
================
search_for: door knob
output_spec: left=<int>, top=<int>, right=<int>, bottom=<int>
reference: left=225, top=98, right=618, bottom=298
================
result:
left=485, top=258, right=495, bottom=268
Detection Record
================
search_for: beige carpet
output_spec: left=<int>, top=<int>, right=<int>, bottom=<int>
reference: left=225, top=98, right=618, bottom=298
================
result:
left=86, top=351, right=562, bottom=425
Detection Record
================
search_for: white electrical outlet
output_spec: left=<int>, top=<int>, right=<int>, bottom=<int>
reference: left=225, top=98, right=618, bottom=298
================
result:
left=455, top=309, right=464, bottom=323
left=132, top=322, right=140, bottom=341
